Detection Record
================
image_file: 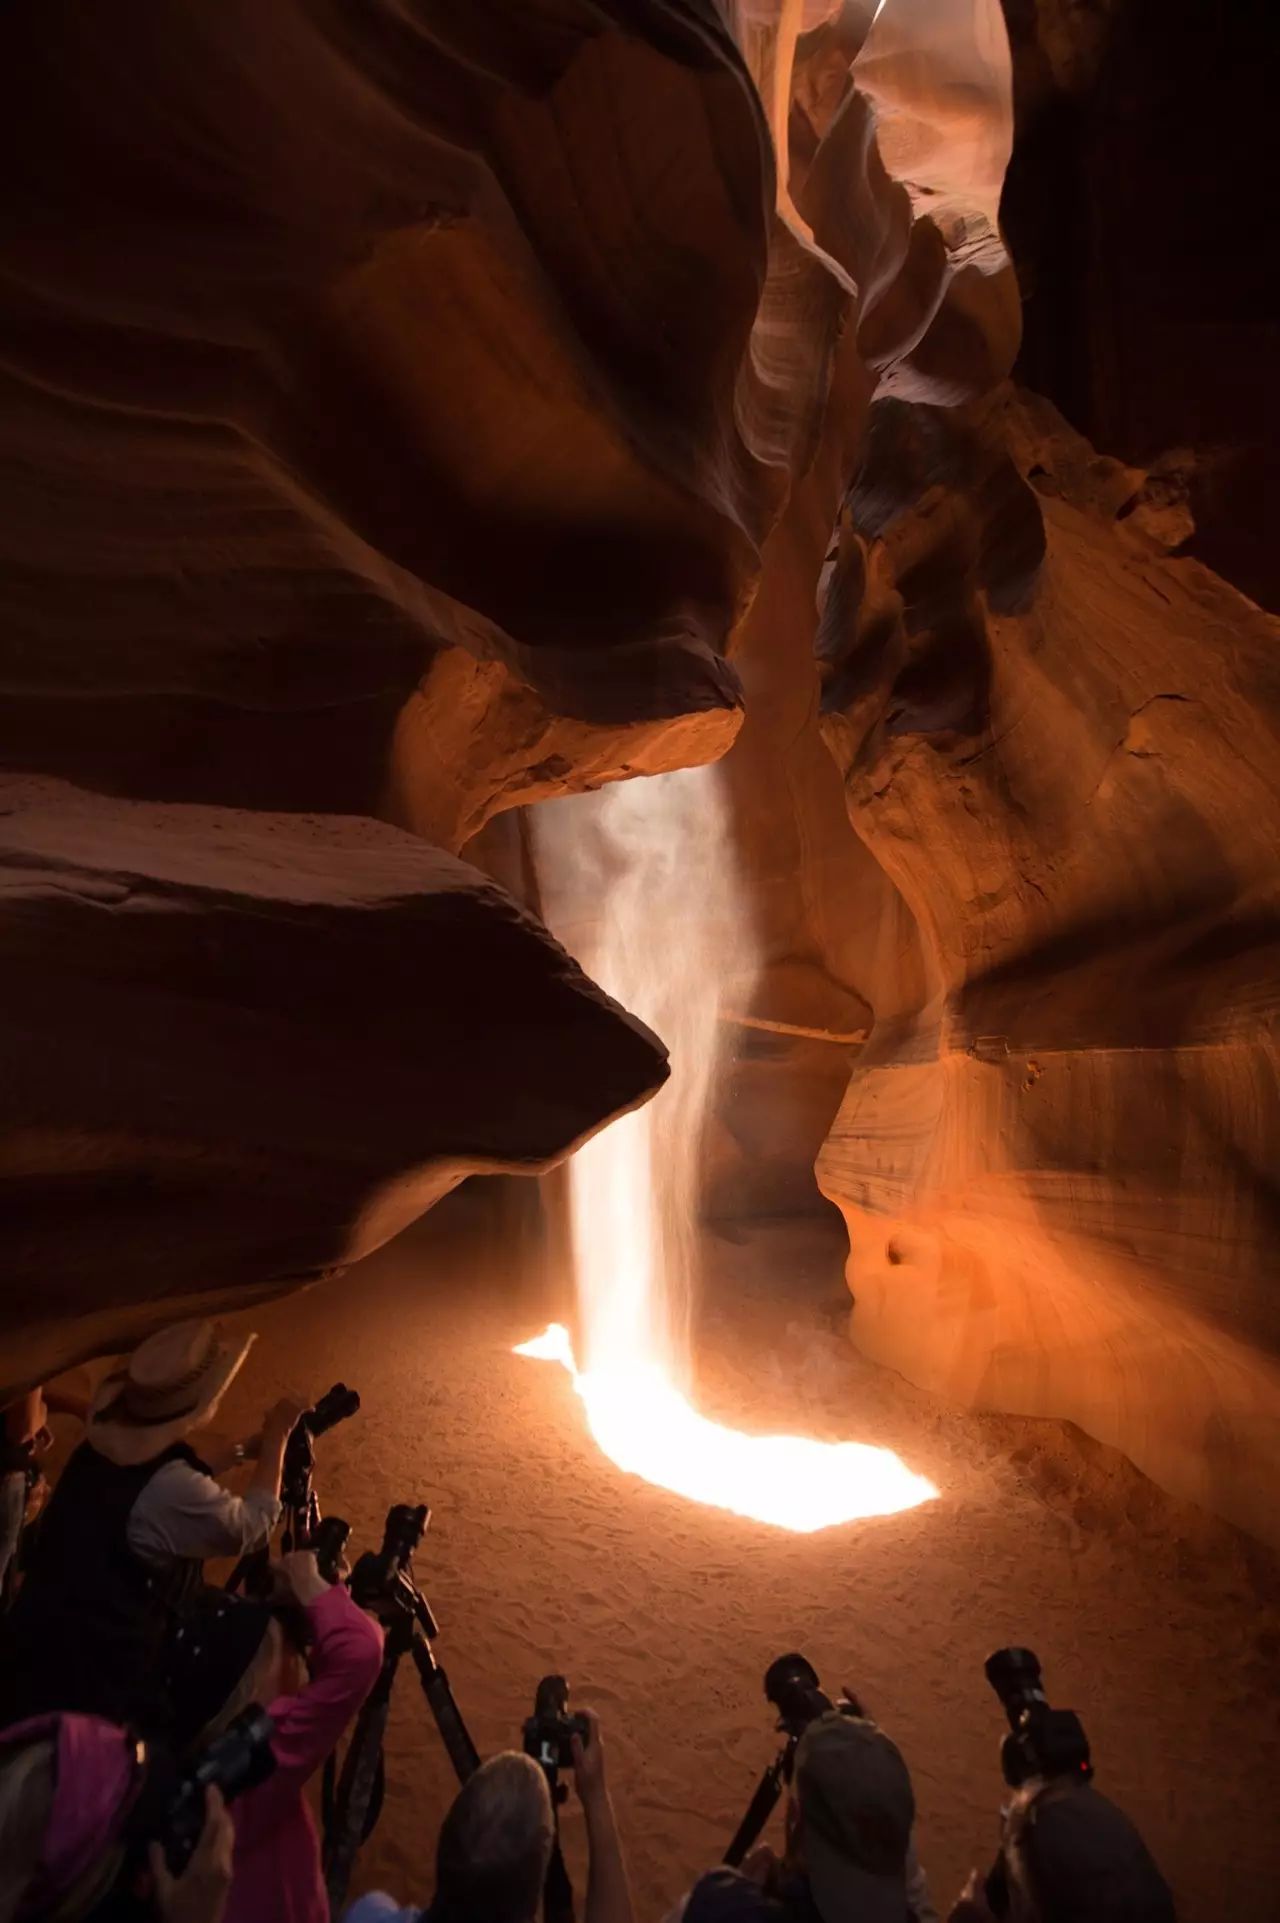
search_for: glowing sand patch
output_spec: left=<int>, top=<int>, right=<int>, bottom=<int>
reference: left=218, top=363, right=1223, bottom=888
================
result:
left=516, top=1323, right=937, bottom=1532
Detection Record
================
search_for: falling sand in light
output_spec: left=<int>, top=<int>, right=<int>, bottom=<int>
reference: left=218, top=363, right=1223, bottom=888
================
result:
left=518, top=766, right=936, bottom=1533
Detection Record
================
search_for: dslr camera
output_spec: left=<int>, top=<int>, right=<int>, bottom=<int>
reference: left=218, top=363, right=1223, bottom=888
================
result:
left=350, top=1502, right=430, bottom=1619
left=157, top=1706, right=276, bottom=1873
left=985, top=1647, right=1093, bottom=1788
left=281, top=1381, right=361, bottom=1512
left=523, top=1675, right=590, bottom=1774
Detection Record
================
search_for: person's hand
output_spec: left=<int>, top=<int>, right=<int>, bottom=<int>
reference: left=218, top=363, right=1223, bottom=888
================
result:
left=570, top=1707, right=607, bottom=1811
left=23, top=1473, right=50, bottom=1526
left=742, top=1845, right=778, bottom=1887
left=946, top=1870, right=999, bottom=1922
left=275, top=1549, right=330, bottom=1607
left=149, top=1786, right=234, bottom=1923
left=262, top=1397, right=306, bottom=1441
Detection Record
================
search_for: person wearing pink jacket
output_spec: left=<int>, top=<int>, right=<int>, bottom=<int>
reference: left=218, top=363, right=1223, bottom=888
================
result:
left=166, top=1549, right=384, bottom=1923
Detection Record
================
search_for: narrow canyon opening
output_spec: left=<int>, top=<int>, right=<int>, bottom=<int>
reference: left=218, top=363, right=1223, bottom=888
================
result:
left=2, top=2, right=1277, bottom=1921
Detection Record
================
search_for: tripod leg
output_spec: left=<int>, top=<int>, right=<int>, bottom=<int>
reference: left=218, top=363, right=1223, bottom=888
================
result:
left=323, top=1652, right=398, bottom=1915
left=411, top=1637, right=480, bottom=1781
left=724, top=1755, right=786, bottom=1867
left=544, top=1835, right=575, bottom=1923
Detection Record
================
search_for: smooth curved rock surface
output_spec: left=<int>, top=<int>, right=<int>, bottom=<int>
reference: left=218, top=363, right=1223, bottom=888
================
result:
left=0, top=0, right=787, bottom=845
left=718, top=0, right=1280, bottom=1542
left=0, top=779, right=666, bottom=1397
left=815, top=390, right=1280, bottom=1543
left=2, top=0, right=1276, bottom=1550
left=1001, top=0, right=1277, bottom=609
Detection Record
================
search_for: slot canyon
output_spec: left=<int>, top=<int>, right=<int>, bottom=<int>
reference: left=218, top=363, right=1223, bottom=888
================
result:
left=1, top=4, right=1276, bottom=1921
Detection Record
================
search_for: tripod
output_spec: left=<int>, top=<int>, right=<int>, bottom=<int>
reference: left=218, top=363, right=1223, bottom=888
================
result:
left=322, top=1562, right=479, bottom=1914
left=526, top=1757, right=575, bottom=1923
left=724, top=1735, right=798, bottom=1867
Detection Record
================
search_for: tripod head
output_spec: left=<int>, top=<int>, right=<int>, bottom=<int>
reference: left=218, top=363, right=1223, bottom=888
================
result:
left=349, top=1503, right=439, bottom=1641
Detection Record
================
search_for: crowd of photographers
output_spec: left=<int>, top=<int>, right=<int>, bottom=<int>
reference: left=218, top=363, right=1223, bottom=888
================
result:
left=0, top=1318, right=1179, bottom=1923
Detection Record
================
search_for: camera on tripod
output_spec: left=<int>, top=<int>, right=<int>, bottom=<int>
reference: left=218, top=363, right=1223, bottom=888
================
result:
left=157, top=1706, right=277, bottom=1874
left=523, top=1675, right=590, bottom=1775
left=323, top=1498, right=478, bottom=1916
left=350, top=1503, right=431, bottom=1621
left=725, top=1653, right=858, bottom=1867
left=984, top=1647, right=1092, bottom=1788
left=281, top=1382, right=361, bottom=1514
left=764, top=1653, right=839, bottom=1743
left=226, top=1381, right=360, bottom=1594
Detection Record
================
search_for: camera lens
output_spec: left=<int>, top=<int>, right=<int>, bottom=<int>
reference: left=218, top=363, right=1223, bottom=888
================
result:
left=764, top=1654, right=830, bottom=1736
left=535, top=1674, right=570, bottom=1719
left=305, top=1383, right=361, bottom=1438
left=984, top=1647, right=1045, bottom=1714
left=764, top=1654, right=820, bottom=1706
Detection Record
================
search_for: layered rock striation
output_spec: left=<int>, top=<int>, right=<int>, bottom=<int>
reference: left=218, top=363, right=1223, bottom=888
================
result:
left=0, top=778, right=667, bottom=1396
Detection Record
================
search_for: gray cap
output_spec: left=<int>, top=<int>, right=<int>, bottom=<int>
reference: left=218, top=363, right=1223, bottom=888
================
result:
left=794, top=1712, right=914, bottom=1923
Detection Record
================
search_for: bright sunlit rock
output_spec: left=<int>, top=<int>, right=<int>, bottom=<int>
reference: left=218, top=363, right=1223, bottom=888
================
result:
left=516, top=1323, right=937, bottom=1532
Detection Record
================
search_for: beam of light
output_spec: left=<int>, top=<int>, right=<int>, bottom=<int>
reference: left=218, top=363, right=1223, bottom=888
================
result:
left=515, top=1323, right=937, bottom=1531
left=525, top=767, right=937, bottom=1532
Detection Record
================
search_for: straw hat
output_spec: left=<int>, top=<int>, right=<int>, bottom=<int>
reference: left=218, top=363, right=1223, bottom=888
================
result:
left=87, top=1319, right=254, bottom=1466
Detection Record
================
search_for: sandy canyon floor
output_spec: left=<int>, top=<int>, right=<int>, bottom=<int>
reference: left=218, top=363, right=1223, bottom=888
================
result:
left=149, top=1193, right=1279, bottom=1922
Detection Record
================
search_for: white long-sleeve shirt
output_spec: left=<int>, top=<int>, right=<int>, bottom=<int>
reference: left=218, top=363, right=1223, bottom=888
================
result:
left=125, top=1458, right=281, bottom=1565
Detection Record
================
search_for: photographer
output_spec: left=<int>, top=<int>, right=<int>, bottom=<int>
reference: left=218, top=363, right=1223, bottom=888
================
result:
left=343, top=1710, right=634, bottom=1923
left=0, top=1385, right=90, bottom=1599
left=1, top=1320, right=305, bottom=1729
left=947, top=1778, right=1176, bottom=1923
left=167, top=1550, right=382, bottom=1923
left=694, top=1711, right=936, bottom=1923
left=0, top=1711, right=234, bottom=1923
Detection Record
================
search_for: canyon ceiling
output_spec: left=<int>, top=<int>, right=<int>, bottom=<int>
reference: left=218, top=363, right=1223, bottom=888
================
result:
left=1, top=1, right=1275, bottom=1542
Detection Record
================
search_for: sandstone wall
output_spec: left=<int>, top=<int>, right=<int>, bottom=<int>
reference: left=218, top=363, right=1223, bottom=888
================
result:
left=815, top=391, right=1280, bottom=1542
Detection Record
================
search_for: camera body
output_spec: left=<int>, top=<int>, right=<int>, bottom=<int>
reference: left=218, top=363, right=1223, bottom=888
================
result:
left=523, top=1675, right=590, bottom=1773
left=350, top=1502, right=432, bottom=1628
left=310, top=1514, right=352, bottom=1585
left=984, top=1647, right=1093, bottom=1789
left=161, top=1706, right=276, bottom=1873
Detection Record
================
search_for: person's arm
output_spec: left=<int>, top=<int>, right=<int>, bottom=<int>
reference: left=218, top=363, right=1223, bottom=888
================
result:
left=244, top=1398, right=304, bottom=1510
left=127, top=1398, right=303, bottom=1563
left=0, top=1472, right=27, bottom=1590
left=198, top=1428, right=265, bottom=1477
left=572, top=1710, right=634, bottom=1923
left=944, top=1872, right=999, bottom=1923
left=252, top=1552, right=384, bottom=1803
left=906, top=1837, right=939, bottom=1923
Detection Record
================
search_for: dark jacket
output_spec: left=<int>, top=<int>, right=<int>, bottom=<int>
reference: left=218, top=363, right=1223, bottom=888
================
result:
left=0, top=1439, right=208, bottom=1730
